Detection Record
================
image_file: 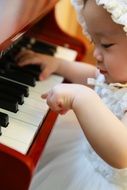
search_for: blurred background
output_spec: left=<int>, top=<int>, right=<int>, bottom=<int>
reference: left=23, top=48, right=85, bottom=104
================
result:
left=55, top=0, right=96, bottom=64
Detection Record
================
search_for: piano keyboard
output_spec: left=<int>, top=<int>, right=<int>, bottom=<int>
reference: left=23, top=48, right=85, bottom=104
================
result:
left=0, top=42, right=77, bottom=154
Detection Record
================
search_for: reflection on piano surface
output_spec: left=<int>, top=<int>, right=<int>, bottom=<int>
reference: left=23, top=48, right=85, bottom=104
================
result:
left=0, top=1, right=86, bottom=190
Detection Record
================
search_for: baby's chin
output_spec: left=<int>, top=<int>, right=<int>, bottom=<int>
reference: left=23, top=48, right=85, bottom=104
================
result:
left=103, top=75, right=111, bottom=84
left=106, top=77, right=127, bottom=84
left=105, top=76, right=118, bottom=84
left=101, top=73, right=127, bottom=84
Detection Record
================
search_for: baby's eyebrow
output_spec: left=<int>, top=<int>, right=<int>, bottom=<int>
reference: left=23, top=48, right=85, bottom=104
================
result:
left=95, top=29, right=124, bottom=37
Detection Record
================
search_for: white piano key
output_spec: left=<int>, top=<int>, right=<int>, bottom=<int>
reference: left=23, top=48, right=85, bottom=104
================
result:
left=2, top=118, right=37, bottom=142
left=55, top=46, right=77, bottom=60
left=0, top=45, right=77, bottom=154
left=29, top=75, right=64, bottom=94
left=0, top=107, right=43, bottom=126
left=24, top=97, right=48, bottom=111
left=0, top=118, right=38, bottom=153
left=19, top=103, right=47, bottom=118
left=0, top=136, right=27, bottom=154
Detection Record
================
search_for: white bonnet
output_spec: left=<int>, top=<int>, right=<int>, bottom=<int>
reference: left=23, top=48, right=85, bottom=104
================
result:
left=71, top=0, right=127, bottom=34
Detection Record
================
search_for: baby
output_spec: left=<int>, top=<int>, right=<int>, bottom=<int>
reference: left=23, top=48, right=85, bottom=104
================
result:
left=17, top=0, right=127, bottom=189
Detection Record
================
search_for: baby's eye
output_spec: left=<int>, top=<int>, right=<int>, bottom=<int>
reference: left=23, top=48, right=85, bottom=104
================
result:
left=101, top=43, right=114, bottom=48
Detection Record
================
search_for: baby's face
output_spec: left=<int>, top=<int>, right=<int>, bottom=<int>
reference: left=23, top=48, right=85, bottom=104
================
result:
left=83, top=0, right=127, bottom=83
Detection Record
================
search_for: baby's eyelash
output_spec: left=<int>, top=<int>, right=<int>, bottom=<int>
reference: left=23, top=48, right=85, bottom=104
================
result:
left=101, top=43, right=114, bottom=48
left=89, top=39, right=114, bottom=49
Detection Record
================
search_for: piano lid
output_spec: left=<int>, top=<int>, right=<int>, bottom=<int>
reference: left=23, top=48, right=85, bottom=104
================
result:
left=0, top=0, right=58, bottom=50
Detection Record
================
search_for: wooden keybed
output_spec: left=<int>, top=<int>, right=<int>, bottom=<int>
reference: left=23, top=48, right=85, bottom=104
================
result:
left=0, top=1, right=86, bottom=189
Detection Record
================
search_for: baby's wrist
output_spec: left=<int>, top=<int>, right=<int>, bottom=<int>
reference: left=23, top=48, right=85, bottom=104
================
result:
left=72, top=86, right=97, bottom=111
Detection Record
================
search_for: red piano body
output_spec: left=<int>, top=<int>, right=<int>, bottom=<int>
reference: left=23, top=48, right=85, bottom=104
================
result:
left=0, top=1, right=86, bottom=190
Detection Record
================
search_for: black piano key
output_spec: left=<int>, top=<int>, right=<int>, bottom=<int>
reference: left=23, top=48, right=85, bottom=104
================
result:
left=0, top=69, right=36, bottom=86
left=20, top=64, right=41, bottom=76
left=0, top=112, right=9, bottom=135
left=17, top=37, right=56, bottom=55
left=0, top=98, right=18, bottom=113
left=0, top=57, right=12, bottom=70
left=0, top=112, right=9, bottom=127
left=11, top=65, right=41, bottom=80
left=0, top=77, right=29, bottom=97
left=30, top=38, right=57, bottom=50
left=31, top=42, right=56, bottom=55
left=0, top=83, right=24, bottom=104
left=0, top=56, right=40, bottom=80
left=18, top=36, right=31, bottom=47
left=0, top=90, right=24, bottom=105
left=31, top=45, right=55, bottom=55
left=0, top=37, right=58, bottom=89
left=23, top=37, right=57, bottom=55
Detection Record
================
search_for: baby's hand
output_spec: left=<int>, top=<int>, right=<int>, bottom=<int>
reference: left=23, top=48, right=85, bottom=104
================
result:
left=42, top=83, right=85, bottom=114
left=16, top=49, right=60, bottom=80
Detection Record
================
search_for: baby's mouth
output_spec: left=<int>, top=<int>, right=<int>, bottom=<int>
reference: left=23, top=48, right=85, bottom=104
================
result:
left=100, top=69, right=107, bottom=74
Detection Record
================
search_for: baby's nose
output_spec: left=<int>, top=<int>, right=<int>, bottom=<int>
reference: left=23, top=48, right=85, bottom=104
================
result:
left=93, top=48, right=103, bottom=62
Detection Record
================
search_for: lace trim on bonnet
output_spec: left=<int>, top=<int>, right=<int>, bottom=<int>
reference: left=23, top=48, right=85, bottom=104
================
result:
left=71, top=0, right=127, bottom=36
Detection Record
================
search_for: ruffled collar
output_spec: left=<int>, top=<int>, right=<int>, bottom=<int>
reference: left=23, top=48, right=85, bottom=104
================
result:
left=87, top=70, right=127, bottom=90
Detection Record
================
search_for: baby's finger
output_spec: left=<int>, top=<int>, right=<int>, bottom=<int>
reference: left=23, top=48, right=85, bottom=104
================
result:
left=16, top=49, right=33, bottom=60
left=18, top=59, right=39, bottom=66
left=41, top=93, right=48, bottom=99
left=59, top=109, right=68, bottom=115
left=39, top=67, right=52, bottom=80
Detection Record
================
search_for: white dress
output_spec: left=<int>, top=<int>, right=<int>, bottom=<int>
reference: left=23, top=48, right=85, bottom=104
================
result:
left=29, top=74, right=127, bottom=190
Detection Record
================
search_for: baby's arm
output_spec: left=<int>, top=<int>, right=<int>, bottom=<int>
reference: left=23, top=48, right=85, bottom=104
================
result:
left=42, top=83, right=127, bottom=169
left=16, top=50, right=97, bottom=85
left=73, top=88, right=127, bottom=169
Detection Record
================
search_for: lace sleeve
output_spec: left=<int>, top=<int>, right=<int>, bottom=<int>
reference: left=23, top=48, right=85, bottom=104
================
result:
left=111, top=167, right=127, bottom=188
left=120, top=93, right=127, bottom=115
